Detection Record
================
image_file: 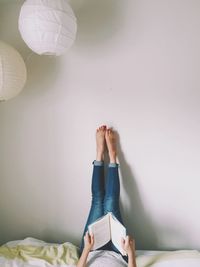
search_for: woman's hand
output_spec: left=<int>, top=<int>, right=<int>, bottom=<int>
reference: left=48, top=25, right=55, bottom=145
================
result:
left=121, top=235, right=136, bottom=256
left=77, top=232, right=94, bottom=267
left=84, top=231, right=94, bottom=252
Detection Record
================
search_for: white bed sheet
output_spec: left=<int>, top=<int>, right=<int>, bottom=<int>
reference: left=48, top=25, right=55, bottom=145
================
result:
left=136, top=249, right=200, bottom=267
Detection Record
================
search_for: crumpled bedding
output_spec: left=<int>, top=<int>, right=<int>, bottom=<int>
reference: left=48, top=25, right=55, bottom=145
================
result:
left=0, top=237, right=79, bottom=267
left=0, top=238, right=200, bottom=267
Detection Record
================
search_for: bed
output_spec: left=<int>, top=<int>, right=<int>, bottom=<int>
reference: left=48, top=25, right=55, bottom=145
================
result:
left=0, top=237, right=200, bottom=267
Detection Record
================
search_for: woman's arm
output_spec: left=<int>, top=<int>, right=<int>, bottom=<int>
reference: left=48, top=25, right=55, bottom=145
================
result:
left=122, top=236, right=137, bottom=267
left=77, top=232, right=94, bottom=267
left=77, top=247, right=90, bottom=267
left=127, top=250, right=137, bottom=267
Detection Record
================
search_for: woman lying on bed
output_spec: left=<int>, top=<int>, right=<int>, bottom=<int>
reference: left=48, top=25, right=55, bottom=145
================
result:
left=77, top=126, right=137, bottom=267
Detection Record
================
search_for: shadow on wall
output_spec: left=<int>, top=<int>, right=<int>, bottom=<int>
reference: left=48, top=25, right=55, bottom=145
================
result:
left=117, top=134, right=158, bottom=250
left=70, top=0, right=127, bottom=47
left=154, top=223, right=193, bottom=250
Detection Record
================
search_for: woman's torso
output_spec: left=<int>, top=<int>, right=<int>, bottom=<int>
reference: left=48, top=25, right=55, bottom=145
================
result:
left=87, top=250, right=127, bottom=267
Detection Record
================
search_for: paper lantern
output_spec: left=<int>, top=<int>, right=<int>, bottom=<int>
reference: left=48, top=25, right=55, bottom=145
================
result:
left=18, top=0, right=77, bottom=56
left=0, top=41, right=27, bottom=101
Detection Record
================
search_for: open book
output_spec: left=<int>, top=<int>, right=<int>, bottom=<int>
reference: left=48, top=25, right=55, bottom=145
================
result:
left=88, top=212, right=127, bottom=255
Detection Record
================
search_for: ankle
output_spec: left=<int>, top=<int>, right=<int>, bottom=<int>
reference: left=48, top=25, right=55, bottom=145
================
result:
left=109, top=152, right=117, bottom=164
left=96, top=152, right=104, bottom=161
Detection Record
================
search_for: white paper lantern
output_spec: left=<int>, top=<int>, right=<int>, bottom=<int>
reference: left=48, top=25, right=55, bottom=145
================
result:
left=18, top=0, right=77, bottom=56
left=0, top=41, right=27, bottom=101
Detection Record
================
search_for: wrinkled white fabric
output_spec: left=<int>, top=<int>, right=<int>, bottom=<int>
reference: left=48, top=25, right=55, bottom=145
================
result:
left=152, top=259, right=200, bottom=267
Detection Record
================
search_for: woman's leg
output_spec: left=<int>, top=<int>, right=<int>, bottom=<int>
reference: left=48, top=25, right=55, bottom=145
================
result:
left=80, top=126, right=106, bottom=251
left=102, top=129, right=126, bottom=257
left=104, top=163, right=123, bottom=223
left=104, top=128, right=123, bottom=222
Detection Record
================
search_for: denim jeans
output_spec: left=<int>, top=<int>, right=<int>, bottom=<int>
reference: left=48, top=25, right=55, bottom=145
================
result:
left=80, top=160, right=127, bottom=260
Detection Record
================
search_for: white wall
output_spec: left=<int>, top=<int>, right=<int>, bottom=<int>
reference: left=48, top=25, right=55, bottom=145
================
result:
left=0, top=0, right=200, bottom=250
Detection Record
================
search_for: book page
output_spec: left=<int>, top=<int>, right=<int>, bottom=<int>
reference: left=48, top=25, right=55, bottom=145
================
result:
left=110, top=213, right=126, bottom=255
left=88, top=213, right=111, bottom=250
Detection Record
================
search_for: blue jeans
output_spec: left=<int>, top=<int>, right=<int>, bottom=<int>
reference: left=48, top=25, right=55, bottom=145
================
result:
left=80, top=161, right=126, bottom=258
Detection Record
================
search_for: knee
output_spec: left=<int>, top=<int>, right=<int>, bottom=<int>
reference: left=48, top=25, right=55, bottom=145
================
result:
left=104, top=197, right=119, bottom=212
left=91, top=194, right=104, bottom=206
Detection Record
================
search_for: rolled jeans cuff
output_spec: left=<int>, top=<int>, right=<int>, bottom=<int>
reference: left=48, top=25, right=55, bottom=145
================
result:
left=93, top=160, right=104, bottom=166
left=108, top=163, right=119, bottom=168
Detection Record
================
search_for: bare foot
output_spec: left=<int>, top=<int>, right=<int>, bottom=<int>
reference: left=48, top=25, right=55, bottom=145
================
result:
left=96, top=125, right=107, bottom=161
left=105, top=128, right=117, bottom=163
